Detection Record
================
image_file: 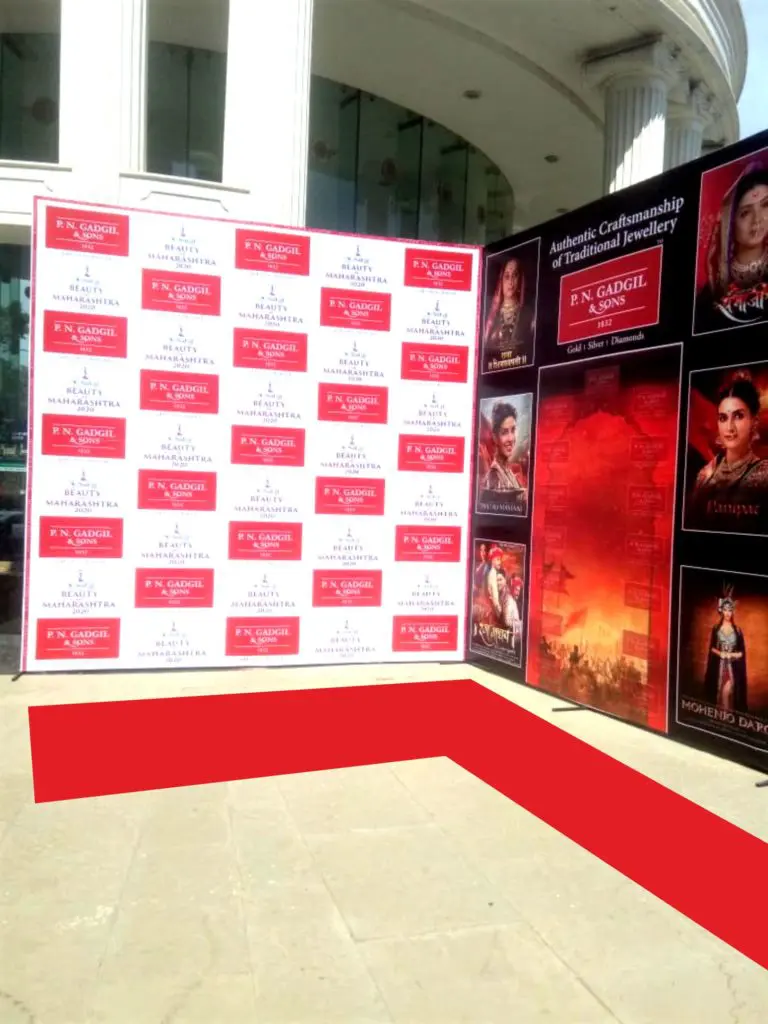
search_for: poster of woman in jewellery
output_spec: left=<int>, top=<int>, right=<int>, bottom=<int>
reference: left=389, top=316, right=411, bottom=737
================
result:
left=692, top=149, right=768, bottom=336
left=677, top=566, right=768, bottom=755
left=684, top=362, right=768, bottom=537
left=481, top=239, right=540, bottom=372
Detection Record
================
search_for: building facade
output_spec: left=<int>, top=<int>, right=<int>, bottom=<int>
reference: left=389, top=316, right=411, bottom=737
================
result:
left=0, top=0, right=748, bottom=665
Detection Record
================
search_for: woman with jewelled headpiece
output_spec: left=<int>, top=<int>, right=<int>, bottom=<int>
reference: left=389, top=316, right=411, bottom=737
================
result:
left=703, top=585, right=748, bottom=713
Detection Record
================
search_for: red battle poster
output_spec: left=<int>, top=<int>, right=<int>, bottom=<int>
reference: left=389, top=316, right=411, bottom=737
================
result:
left=527, top=344, right=682, bottom=731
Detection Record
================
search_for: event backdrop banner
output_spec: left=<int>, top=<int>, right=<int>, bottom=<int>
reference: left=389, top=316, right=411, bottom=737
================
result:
left=22, top=199, right=481, bottom=672
left=470, top=126, right=768, bottom=772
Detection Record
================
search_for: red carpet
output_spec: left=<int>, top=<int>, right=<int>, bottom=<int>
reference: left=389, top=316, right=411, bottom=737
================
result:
left=28, top=678, right=768, bottom=971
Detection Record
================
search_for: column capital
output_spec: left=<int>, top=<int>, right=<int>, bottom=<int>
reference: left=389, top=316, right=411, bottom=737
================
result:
left=667, top=82, right=717, bottom=129
left=584, top=37, right=683, bottom=92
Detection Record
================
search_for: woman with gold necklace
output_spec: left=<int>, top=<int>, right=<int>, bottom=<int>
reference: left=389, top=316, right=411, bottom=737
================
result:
left=687, top=370, right=768, bottom=534
left=695, top=163, right=768, bottom=333
left=482, top=256, right=535, bottom=370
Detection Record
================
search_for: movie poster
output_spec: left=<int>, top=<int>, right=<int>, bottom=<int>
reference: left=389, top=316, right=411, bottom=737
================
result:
left=469, top=538, right=526, bottom=668
left=683, top=361, right=768, bottom=536
left=692, top=144, right=768, bottom=336
left=677, top=566, right=768, bottom=754
left=475, top=393, right=532, bottom=516
left=481, top=238, right=540, bottom=373
left=526, top=345, right=681, bottom=730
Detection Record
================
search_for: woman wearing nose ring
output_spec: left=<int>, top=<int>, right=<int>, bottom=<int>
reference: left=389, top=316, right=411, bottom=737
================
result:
left=695, top=163, right=768, bottom=332
left=687, top=370, right=768, bottom=533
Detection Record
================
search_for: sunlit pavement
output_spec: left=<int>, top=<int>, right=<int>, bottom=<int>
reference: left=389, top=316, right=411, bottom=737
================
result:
left=0, top=663, right=765, bottom=1023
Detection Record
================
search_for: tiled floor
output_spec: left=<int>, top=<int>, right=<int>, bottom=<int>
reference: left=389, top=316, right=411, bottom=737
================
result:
left=0, top=663, right=766, bottom=1022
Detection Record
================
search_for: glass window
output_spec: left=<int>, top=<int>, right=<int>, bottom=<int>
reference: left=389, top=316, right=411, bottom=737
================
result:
left=0, top=34, right=60, bottom=163
left=357, top=94, right=406, bottom=238
left=393, top=114, right=422, bottom=241
left=0, top=244, right=30, bottom=670
left=307, top=77, right=358, bottom=233
left=146, top=42, right=226, bottom=182
left=485, top=162, right=515, bottom=244
left=306, top=75, right=513, bottom=244
left=418, top=122, right=468, bottom=243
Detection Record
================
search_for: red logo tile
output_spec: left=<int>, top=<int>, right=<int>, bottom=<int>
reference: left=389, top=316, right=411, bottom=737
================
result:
left=45, top=206, right=129, bottom=257
left=317, top=383, right=389, bottom=424
left=141, top=269, right=221, bottom=316
left=314, top=477, right=386, bottom=516
left=394, top=525, right=462, bottom=562
left=404, top=248, right=473, bottom=291
left=320, top=288, right=392, bottom=332
left=397, top=435, right=465, bottom=473
left=139, top=370, right=219, bottom=415
left=43, top=311, right=128, bottom=359
left=41, top=414, right=126, bottom=460
left=235, top=230, right=311, bottom=276
left=137, top=469, right=217, bottom=512
left=225, top=617, right=300, bottom=656
left=312, top=570, right=383, bottom=608
left=228, top=522, right=302, bottom=560
left=134, top=568, right=215, bottom=608
left=400, top=342, right=469, bottom=383
left=39, top=517, right=123, bottom=559
left=231, top=426, right=305, bottom=467
left=391, top=615, right=459, bottom=652
left=233, top=329, right=308, bottom=372
left=558, top=246, right=663, bottom=345
left=35, top=618, right=121, bottom=660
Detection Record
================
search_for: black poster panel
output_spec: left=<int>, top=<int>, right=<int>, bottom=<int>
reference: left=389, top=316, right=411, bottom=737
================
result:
left=471, top=128, right=768, bottom=773
left=672, top=131, right=768, bottom=771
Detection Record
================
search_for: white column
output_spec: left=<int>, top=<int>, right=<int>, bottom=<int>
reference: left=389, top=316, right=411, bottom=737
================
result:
left=120, top=0, right=148, bottom=172
left=59, top=0, right=147, bottom=198
left=664, top=84, right=713, bottom=170
left=586, top=40, right=681, bottom=195
left=603, top=76, right=668, bottom=193
left=222, top=0, right=314, bottom=227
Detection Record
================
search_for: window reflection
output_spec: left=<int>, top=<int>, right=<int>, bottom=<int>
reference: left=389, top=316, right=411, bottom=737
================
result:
left=307, top=75, right=514, bottom=244
left=0, top=244, right=29, bottom=670
left=307, top=76, right=358, bottom=233
left=0, top=34, right=60, bottom=163
left=146, top=42, right=226, bottom=182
